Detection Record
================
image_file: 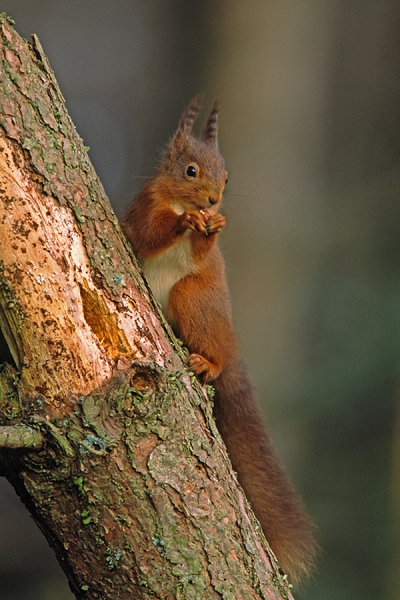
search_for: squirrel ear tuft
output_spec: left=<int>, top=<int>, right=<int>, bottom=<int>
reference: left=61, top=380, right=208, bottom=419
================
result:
left=177, top=95, right=204, bottom=136
left=164, top=96, right=204, bottom=163
left=201, top=100, right=219, bottom=147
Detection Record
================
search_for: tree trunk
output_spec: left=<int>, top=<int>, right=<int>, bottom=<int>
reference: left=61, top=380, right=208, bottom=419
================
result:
left=0, top=16, right=294, bottom=600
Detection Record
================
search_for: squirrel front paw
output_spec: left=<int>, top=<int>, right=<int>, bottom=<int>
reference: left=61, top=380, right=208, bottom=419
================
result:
left=180, top=210, right=208, bottom=234
left=205, top=213, right=226, bottom=234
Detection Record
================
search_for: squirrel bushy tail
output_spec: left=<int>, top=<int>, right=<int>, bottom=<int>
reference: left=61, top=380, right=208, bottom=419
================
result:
left=121, top=97, right=318, bottom=586
left=213, top=358, right=318, bottom=584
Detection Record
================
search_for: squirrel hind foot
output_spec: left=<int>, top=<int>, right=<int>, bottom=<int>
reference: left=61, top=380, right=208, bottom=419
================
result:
left=187, top=353, right=221, bottom=383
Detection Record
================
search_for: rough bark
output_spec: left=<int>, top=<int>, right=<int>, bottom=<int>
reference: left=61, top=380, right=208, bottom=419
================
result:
left=0, top=16, right=294, bottom=600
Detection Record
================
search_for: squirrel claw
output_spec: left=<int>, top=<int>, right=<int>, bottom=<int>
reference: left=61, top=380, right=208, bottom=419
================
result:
left=187, top=353, right=220, bottom=383
left=181, top=210, right=208, bottom=235
left=205, top=213, right=226, bottom=234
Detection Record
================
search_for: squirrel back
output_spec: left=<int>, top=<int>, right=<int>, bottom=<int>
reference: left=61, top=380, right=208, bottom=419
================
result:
left=121, top=97, right=318, bottom=585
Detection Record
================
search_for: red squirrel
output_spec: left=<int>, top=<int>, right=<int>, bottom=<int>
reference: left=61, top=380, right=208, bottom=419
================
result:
left=121, top=97, right=318, bottom=584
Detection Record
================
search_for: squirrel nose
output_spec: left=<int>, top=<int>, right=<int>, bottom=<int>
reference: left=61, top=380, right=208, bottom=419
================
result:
left=209, top=196, right=218, bottom=206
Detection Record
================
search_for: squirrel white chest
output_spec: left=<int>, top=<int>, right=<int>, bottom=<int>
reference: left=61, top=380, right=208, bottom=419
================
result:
left=141, top=232, right=194, bottom=312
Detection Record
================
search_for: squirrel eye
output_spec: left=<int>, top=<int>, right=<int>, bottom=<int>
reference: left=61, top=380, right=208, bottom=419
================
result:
left=186, top=165, right=198, bottom=178
left=225, top=177, right=229, bottom=184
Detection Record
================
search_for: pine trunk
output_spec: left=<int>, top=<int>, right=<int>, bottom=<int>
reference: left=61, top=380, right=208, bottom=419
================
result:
left=0, top=17, right=293, bottom=600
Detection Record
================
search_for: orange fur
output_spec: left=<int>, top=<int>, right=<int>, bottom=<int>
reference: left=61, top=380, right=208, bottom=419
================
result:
left=121, top=98, right=318, bottom=584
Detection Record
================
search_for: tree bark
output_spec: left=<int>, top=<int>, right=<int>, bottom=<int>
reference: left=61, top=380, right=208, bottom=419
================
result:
left=0, top=16, right=294, bottom=600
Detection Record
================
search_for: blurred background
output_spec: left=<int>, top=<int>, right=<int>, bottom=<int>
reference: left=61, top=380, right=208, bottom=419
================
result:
left=0, top=1, right=399, bottom=598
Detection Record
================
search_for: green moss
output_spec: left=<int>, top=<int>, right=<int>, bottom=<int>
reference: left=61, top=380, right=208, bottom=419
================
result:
left=73, top=206, right=86, bottom=223
left=271, top=574, right=291, bottom=599
left=73, top=476, right=85, bottom=497
left=0, top=13, right=15, bottom=24
left=81, top=510, right=92, bottom=525
left=3, top=38, right=14, bottom=51
left=0, top=365, right=21, bottom=419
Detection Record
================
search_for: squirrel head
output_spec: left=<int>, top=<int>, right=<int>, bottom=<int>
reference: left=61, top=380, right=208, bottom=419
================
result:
left=158, top=97, right=228, bottom=212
